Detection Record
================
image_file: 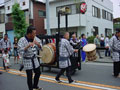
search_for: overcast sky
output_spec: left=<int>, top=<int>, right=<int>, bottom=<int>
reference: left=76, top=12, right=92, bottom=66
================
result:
left=110, top=0, right=120, bottom=18
left=0, top=0, right=120, bottom=18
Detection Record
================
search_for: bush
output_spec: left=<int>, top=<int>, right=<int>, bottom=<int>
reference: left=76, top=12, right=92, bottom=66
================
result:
left=87, top=36, right=95, bottom=43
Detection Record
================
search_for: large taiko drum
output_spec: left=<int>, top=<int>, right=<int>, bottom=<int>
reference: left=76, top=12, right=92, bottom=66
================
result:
left=40, top=43, right=56, bottom=64
left=83, top=44, right=97, bottom=61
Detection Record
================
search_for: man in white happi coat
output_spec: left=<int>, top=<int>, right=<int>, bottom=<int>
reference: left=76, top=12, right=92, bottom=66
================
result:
left=110, top=29, right=120, bottom=78
left=55, top=32, right=78, bottom=83
left=18, top=26, right=42, bottom=90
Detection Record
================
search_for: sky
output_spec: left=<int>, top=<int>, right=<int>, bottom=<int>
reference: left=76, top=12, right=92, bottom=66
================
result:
left=0, top=0, right=120, bottom=18
left=110, top=0, right=120, bottom=18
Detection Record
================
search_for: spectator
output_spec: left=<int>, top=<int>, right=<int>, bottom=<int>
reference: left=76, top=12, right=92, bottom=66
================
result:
left=94, top=35, right=103, bottom=59
left=105, top=36, right=110, bottom=57
left=13, top=37, right=19, bottom=64
left=100, top=34, right=105, bottom=47
left=0, top=34, right=11, bottom=70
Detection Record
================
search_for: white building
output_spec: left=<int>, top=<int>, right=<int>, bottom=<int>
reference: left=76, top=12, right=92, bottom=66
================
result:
left=0, top=5, right=5, bottom=39
left=45, top=0, right=113, bottom=37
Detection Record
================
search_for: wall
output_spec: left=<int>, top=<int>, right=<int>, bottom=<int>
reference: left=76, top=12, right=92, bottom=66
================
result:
left=0, top=6, right=5, bottom=36
left=5, top=0, right=29, bottom=14
left=46, top=0, right=113, bottom=36
left=86, top=0, right=113, bottom=36
left=33, top=2, right=46, bottom=35
left=7, top=30, right=14, bottom=51
left=0, top=24, right=5, bottom=35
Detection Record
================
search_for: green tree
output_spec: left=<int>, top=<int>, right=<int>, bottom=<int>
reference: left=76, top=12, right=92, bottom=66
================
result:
left=87, top=36, right=95, bottom=43
left=12, top=3, right=27, bottom=39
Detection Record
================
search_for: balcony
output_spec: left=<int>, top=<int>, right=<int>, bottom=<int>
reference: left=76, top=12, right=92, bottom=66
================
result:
left=44, top=14, right=86, bottom=29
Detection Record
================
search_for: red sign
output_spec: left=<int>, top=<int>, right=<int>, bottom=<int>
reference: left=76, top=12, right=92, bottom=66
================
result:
left=80, top=2, right=87, bottom=14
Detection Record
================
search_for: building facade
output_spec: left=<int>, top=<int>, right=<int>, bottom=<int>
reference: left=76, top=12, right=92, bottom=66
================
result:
left=3, top=0, right=46, bottom=49
left=113, top=17, right=120, bottom=32
left=45, top=0, right=113, bottom=37
left=0, top=5, right=5, bottom=39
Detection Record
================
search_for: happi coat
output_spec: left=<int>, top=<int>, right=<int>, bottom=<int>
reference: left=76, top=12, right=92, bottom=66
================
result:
left=59, top=38, right=74, bottom=68
left=18, top=36, right=42, bottom=70
left=110, top=35, right=120, bottom=62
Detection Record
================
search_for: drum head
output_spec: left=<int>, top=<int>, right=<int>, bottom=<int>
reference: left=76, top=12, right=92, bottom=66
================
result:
left=83, top=44, right=96, bottom=52
left=40, top=45, right=54, bottom=64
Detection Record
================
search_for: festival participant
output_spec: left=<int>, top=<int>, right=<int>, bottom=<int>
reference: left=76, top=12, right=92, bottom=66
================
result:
left=110, top=29, right=120, bottom=78
left=18, top=26, right=43, bottom=90
left=55, top=32, right=78, bottom=83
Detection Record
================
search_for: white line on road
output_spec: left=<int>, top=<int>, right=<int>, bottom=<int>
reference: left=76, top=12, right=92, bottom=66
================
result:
left=8, top=70, right=117, bottom=90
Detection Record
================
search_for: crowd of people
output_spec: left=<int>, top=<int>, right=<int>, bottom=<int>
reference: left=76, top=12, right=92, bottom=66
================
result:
left=0, top=25, right=120, bottom=90
left=0, top=34, right=20, bottom=72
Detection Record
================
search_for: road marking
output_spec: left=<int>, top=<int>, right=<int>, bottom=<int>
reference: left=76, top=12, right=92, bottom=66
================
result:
left=0, top=68, right=120, bottom=90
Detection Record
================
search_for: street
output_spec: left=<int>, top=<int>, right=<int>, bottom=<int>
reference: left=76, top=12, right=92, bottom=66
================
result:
left=0, top=56, right=120, bottom=90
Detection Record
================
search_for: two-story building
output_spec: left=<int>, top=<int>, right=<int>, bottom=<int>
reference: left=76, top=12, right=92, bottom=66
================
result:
left=45, top=0, right=113, bottom=37
left=4, top=0, right=46, bottom=48
left=0, top=5, right=5, bottom=39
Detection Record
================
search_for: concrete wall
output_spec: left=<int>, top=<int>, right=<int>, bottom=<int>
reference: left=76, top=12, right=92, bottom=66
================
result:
left=0, top=6, right=5, bottom=35
left=86, top=0, right=113, bottom=36
left=0, top=24, right=5, bottom=35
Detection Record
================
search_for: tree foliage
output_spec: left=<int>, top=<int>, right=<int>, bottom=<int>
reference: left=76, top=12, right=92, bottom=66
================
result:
left=87, top=36, right=95, bottom=43
left=12, top=3, right=27, bottom=39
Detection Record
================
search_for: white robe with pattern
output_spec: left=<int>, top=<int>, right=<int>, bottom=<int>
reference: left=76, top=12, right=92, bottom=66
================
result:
left=59, top=38, right=74, bottom=68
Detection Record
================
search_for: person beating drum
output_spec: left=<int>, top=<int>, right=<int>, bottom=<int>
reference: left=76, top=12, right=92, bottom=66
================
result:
left=55, top=32, right=78, bottom=83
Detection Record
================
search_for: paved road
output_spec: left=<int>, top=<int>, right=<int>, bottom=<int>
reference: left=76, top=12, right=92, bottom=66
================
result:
left=0, top=57, right=120, bottom=90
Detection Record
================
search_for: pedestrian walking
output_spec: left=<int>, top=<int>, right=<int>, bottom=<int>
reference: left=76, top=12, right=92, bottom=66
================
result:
left=55, top=32, right=78, bottom=83
left=0, top=34, right=11, bottom=70
left=13, top=37, right=19, bottom=64
left=81, top=34, right=87, bottom=62
left=94, top=35, right=103, bottom=59
left=110, top=29, right=120, bottom=78
left=105, top=36, right=110, bottom=57
left=18, top=26, right=42, bottom=90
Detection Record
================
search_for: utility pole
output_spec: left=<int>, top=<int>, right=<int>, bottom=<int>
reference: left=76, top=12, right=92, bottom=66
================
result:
left=46, top=0, right=51, bottom=35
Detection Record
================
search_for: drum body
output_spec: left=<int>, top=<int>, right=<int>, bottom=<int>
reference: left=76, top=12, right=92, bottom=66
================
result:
left=83, top=44, right=97, bottom=61
left=40, top=43, right=56, bottom=64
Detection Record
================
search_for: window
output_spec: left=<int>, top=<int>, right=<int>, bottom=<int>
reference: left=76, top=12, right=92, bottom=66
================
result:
left=92, top=6, right=101, bottom=18
left=56, top=4, right=77, bottom=16
left=56, top=5, right=72, bottom=16
left=8, top=6, right=10, bottom=10
left=105, top=28, right=112, bottom=37
left=93, top=26, right=99, bottom=36
left=0, top=32, right=3, bottom=39
left=71, top=5, right=76, bottom=14
left=38, top=10, right=46, bottom=17
left=23, top=2, right=25, bottom=6
left=0, top=14, right=5, bottom=23
left=102, top=9, right=113, bottom=21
